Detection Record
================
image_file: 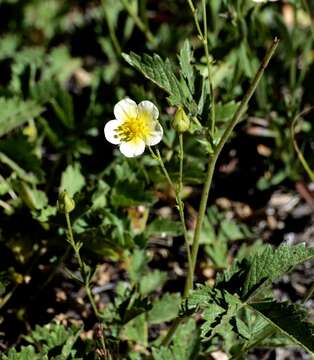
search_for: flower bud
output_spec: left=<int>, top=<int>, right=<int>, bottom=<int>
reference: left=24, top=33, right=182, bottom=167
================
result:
left=57, top=190, right=75, bottom=213
left=172, top=107, right=190, bottom=133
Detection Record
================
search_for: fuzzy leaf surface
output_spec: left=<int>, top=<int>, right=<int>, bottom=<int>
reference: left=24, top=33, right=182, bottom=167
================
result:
left=122, top=52, right=192, bottom=107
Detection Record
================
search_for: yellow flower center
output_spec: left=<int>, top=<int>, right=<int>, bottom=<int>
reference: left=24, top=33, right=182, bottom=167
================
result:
left=116, top=115, right=151, bottom=142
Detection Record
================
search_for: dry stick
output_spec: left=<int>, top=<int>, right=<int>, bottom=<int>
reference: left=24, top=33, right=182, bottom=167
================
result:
left=162, top=38, right=279, bottom=347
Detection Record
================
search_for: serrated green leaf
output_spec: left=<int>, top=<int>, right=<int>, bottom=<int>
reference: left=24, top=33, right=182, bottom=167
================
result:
left=0, top=34, right=20, bottom=60
left=2, top=346, right=41, bottom=360
left=235, top=317, right=251, bottom=340
left=179, top=40, right=195, bottom=94
left=121, top=313, right=147, bottom=346
left=0, top=134, right=44, bottom=180
left=216, top=244, right=314, bottom=301
left=139, top=270, right=167, bottom=295
left=242, top=243, right=314, bottom=299
left=111, top=181, right=155, bottom=207
left=0, top=98, right=44, bottom=137
left=11, top=180, right=48, bottom=211
left=128, top=249, right=148, bottom=283
left=153, top=318, right=199, bottom=360
left=148, top=293, right=181, bottom=324
left=215, top=101, right=240, bottom=123
left=250, top=301, right=314, bottom=355
left=122, top=52, right=192, bottom=107
left=60, top=162, right=85, bottom=197
left=49, top=88, right=75, bottom=129
left=201, top=303, right=225, bottom=337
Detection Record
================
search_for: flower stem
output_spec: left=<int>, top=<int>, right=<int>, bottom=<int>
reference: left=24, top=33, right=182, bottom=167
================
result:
left=65, top=212, right=83, bottom=269
left=64, top=211, right=101, bottom=319
left=187, top=37, right=279, bottom=293
left=178, top=134, right=192, bottom=286
left=187, top=0, right=216, bottom=134
left=201, top=0, right=216, bottom=134
left=162, top=38, right=279, bottom=346
left=149, top=145, right=192, bottom=287
left=187, top=0, right=203, bottom=40
left=290, top=107, right=314, bottom=182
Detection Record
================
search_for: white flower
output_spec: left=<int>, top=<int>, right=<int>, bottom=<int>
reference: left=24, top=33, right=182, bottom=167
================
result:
left=104, top=98, right=163, bottom=158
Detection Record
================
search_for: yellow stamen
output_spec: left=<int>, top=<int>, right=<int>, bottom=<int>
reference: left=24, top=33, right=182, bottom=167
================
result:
left=116, top=115, right=151, bottom=142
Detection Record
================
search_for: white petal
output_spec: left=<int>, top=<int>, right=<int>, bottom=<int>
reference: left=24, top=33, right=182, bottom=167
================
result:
left=119, top=138, right=145, bottom=158
left=145, top=122, right=163, bottom=146
left=138, top=100, right=159, bottom=120
left=104, top=119, right=122, bottom=145
left=114, top=98, right=138, bottom=122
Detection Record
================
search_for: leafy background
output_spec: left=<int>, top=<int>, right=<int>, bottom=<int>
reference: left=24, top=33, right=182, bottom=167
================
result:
left=0, top=0, right=313, bottom=359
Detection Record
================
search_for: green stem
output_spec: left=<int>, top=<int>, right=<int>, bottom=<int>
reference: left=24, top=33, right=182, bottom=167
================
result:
left=151, top=147, right=175, bottom=189
left=162, top=38, right=279, bottom=347
left=120, top=0, right=156, bottom=44
left=188, top=37, right=279, bottom=292
left=290, top=107, right=314, bottom=182
left=178, top=134, right=192, bottom=285
left=187, top=0, right=203, bottom=40
left=65, top=212, right=83, bottom=269
left=85, top=284, right=101, bottom=319
left=149, top=144, right=192, bottom=289
left=201, top=0, right=216, bottom=134
left=64, top=211, right=101, bottom=319
left=104, top=9, right=122, bottom=55
left=301, top=282, right=314, bottom=304
left=0, top=283, right=19, bottom=310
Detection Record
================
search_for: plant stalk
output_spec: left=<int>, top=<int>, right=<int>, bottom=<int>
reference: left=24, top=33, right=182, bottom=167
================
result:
left=163, top=38, right=279, bottom=346
left=201, top=0, right=216, bottom=133
left=149, top=145, right=192, bottom=278
left=64, top=211, right=101, bottom=319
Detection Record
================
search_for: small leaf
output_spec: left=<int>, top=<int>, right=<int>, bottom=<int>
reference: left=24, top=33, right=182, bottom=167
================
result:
left=60, top=162, right=85, bottom=197
left=111, top=181, right=155, bottom=207
left=148, top=293, right=181, bottom=324
left=153, top=319, right=199, bottom=360
left=139, top=270, right=167, bottom=295
left=215, top=101, right=240, bottom=123
left=121, top=313, right=147, bottom=346
left=179, top=40, right=195, bottom=94
left=201, top=303, right=225, bottom=337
